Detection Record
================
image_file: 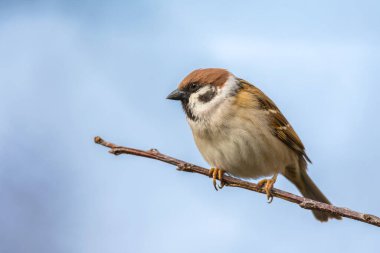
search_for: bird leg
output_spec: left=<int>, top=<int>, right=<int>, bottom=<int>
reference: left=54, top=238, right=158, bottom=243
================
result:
left=209, top=168, right=225, bottom=191
left=257, top=173, right=278, bottom=203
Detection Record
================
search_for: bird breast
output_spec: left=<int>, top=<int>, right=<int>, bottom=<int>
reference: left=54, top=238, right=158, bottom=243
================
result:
left=188, top=100, right=297, bottom=179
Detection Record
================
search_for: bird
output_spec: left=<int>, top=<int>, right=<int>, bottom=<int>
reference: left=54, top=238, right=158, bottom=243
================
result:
left=166, top=68, right=341, bottom=222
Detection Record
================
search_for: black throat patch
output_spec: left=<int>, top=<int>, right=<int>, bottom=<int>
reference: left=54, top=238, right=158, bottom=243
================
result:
left=181, top=99, right=197, bottom=121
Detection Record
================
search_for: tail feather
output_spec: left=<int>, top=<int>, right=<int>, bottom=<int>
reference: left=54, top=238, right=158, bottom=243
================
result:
left=284, top=164, right=341, bottom=222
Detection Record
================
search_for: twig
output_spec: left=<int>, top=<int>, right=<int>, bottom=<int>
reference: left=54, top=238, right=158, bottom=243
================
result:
left=94, top=136, right=380, bottom=227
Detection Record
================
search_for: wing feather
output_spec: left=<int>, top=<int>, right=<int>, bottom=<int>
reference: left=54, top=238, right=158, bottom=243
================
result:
left=238, top=79, right=311, bottom=163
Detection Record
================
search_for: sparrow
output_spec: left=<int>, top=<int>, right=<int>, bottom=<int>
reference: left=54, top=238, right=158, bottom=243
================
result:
left=166, top=68, right=341, bottom=222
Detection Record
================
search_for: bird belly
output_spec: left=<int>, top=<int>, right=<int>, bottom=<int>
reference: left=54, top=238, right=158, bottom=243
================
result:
left=190, top=117, right=296, bottom=179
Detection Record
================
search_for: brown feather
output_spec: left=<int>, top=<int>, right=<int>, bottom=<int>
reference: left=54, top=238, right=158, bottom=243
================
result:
left=237, top=78, right=311, bottom=163
left=179, top=68, right=230, bottom=90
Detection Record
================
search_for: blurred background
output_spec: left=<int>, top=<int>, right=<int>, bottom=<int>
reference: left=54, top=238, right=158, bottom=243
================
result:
left=1, top=0, right=379, bottom=252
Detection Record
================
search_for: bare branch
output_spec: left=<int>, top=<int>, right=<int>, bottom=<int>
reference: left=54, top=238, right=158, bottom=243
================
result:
left=94, top=136, right=380, bottom=227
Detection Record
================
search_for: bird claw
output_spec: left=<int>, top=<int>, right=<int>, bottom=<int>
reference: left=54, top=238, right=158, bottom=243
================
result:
left=257, top=173, right=278, bottom=203
left=209, top=168, right=225, bottom=191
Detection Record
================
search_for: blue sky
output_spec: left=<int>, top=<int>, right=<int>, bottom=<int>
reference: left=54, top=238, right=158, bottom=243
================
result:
left=1, top=1, right=379, bottom=252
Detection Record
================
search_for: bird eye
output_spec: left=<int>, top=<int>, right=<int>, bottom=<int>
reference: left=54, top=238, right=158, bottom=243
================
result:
left=189, top=83, right=198, bottom=91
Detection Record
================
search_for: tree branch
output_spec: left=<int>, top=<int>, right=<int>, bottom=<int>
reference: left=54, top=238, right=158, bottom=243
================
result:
left=94, top=136, right=380, bottom=227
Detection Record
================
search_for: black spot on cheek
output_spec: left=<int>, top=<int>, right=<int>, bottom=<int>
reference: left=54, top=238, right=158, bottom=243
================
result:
left=198, top=89, right=216, bottom=103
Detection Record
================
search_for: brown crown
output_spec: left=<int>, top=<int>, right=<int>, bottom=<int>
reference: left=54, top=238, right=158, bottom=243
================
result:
left=178, top=68, right=230, bottom=90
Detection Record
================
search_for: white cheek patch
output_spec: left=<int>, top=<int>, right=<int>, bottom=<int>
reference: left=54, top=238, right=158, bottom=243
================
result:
left=188, top=86, right=219, bottom=118
left=187, top=75, right=238, bottom=120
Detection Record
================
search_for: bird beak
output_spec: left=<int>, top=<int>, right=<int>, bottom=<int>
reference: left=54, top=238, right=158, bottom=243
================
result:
left=166, top=89, right=186, bottom=100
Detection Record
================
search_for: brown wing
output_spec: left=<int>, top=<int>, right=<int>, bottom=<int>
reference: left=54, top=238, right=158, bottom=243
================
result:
left=238, top=79, right=311, bottom=163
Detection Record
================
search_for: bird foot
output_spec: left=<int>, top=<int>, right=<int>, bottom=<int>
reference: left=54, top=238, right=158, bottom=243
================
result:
left=209, top=168, right=225, bottom=191
left=257, top=174, right=278, bottom=203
